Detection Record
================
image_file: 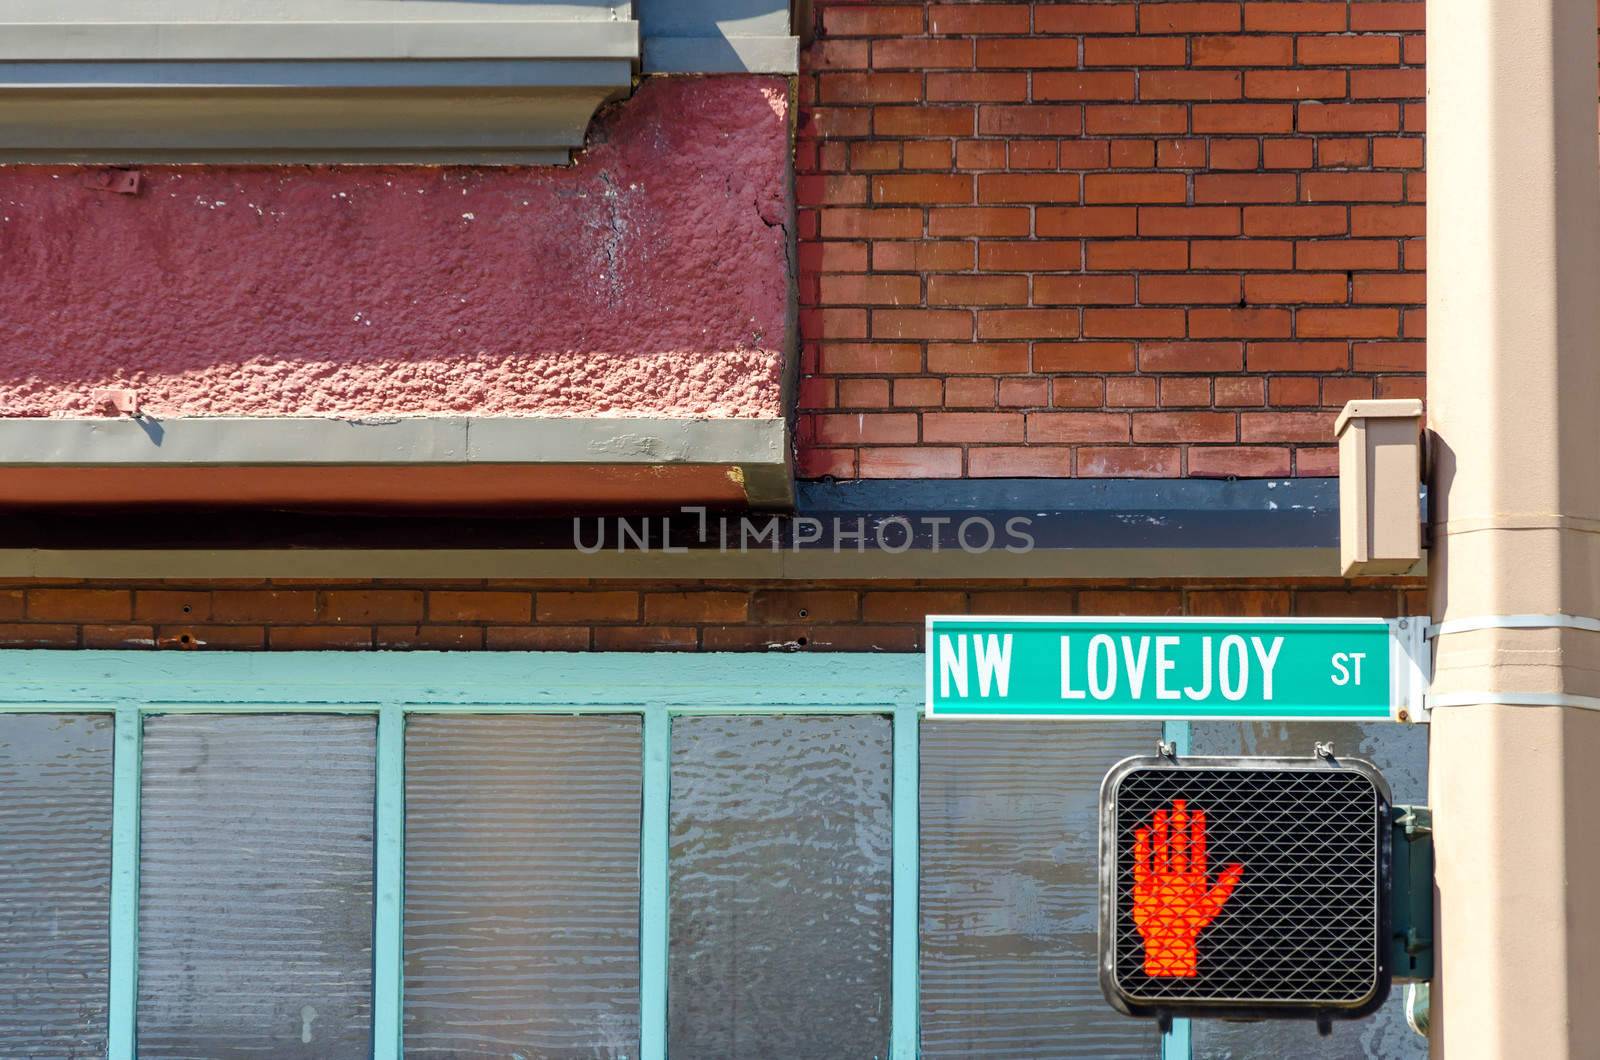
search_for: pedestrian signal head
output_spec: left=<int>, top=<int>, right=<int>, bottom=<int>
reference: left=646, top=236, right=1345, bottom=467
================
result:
left=1099, top=755, right=1392, bottom=1023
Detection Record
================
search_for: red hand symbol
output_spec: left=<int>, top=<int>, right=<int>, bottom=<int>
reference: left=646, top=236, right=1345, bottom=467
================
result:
left=1132, top=799, right=1244, bottom=977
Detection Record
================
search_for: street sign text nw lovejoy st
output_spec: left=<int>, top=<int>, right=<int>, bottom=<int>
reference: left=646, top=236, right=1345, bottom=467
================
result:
left=925, top=616, right=1429, bottom=722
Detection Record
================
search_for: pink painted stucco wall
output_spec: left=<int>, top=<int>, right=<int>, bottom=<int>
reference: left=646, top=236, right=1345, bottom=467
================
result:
left=0, top=76, right=792, bottom=419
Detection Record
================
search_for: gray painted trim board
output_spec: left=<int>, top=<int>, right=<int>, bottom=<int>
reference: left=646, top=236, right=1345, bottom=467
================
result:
left=0, top=21, right=641, bottom=61
left=0, top=546, right=1376, bottom=580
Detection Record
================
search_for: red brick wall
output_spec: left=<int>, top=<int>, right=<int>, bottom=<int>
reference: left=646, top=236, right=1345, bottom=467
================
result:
left=795, top=1, right=1426, bottom=480
left=0, top=579, right=1423, bottom=651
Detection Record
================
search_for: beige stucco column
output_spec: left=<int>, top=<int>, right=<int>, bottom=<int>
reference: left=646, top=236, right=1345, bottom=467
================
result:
left=1426, top=0, right=1600, bottom=1054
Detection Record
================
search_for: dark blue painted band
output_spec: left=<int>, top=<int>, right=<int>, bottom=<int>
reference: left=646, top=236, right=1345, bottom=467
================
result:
left=0, top=478, right=1354, bottom=553
left=791, top=478, right=1338, bottom=550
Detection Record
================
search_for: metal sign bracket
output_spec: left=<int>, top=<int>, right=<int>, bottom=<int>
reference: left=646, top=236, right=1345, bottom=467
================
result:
left=1391, top=617, right=1431, bottom=723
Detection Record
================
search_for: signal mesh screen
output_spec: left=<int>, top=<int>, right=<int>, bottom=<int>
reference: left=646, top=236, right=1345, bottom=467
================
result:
left=1110, top=765, right=1385, bottom=1009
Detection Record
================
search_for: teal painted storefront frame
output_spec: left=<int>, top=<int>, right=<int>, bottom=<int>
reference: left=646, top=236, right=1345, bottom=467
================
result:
left=0, top=651, right=1176, bottom=1059
left=1, top=653, right=926, bottom=1060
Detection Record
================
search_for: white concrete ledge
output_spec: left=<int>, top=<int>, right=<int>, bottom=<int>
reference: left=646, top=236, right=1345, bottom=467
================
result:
left=0, top=416, right=788, bottom=466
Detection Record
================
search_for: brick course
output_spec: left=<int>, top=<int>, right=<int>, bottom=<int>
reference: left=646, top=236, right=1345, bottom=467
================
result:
left=3, top=579, right=1423, bottom=651
left=796, top=0, right=1426, bottom=479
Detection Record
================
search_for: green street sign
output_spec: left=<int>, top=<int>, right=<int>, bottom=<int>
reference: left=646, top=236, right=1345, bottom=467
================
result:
left=925, top=616, right=1428, bottom=721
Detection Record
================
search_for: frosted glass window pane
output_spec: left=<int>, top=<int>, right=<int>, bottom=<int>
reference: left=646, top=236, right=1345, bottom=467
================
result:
left=669, top=714, right=893, bottom=1059
left=919, top=720, right=1162, bottom=1059
left=0, top=714, right=112, bottom=1057
left=1194, top=1016, right=1424, bottom=1060
left=137, top=715, right=375, bottom=1059
left=1189, top=721, right=1427, bottom=803
left=1189, top=720, right=1428, bottom=1060
left=403, top=715, right=642, bottom=1058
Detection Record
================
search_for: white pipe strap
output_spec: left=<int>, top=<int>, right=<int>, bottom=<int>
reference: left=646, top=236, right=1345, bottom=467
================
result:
left=1427, top=613, right=1600, bottom=638
left=1427, top=692, right=1600, bottom=712
left=1428, top=613, right=1600, bottom=711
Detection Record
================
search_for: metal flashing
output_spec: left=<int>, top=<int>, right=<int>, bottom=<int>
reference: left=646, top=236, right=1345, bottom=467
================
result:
left=0, top=19, right=640, bottom=163
left=638, top=0, right=798, bottom=73
left=0, top=21, right=641, bottom=61
left=642, top=35, right=799, bottom=73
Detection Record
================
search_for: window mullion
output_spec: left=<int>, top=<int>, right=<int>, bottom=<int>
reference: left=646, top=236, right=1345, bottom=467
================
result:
left=891, top=704, right=921, bottom=1060
left=640, top=706, right=670, bottom=1060
left=373, top=704, right=406, bottom=1060
left=108, top=704, right=142, bottom=1060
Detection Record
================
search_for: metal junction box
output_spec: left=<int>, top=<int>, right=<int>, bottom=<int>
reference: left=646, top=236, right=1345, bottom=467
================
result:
left=1336, top=398, right=1424, bottom=577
